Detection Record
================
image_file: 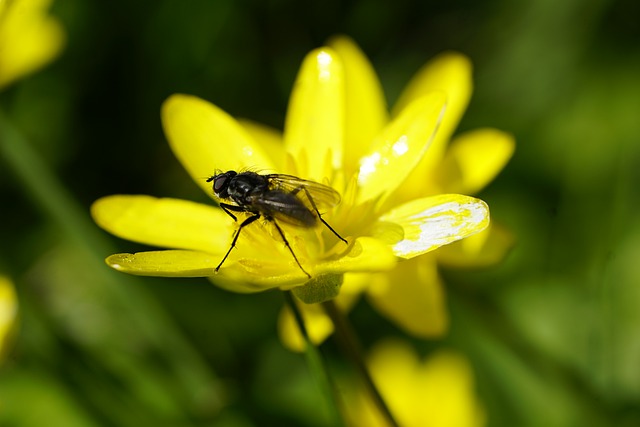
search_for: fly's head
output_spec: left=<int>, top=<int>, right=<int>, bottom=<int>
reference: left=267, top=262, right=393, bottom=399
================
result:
left=207, top=170, right=237, bottom=199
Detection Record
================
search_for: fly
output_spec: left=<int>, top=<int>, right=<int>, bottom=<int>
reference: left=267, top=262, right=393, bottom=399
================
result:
left=207, top=170, right=348, bottom=278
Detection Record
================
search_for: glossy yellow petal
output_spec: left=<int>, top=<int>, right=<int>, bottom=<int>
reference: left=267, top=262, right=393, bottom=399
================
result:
left=369, top=339, right=420, bottom=384
left=91, top=195, right=229, bottom=253
left=319, top=237, right=396, bottom=274
left=367, top=256, right=448, bottom=337
left=412, top=351, right=486, bottom=427
left=213, top=236, right=396, bottom=290
left=91, top=195, right=318, bottom=287
left=328, top=36, right=388, bottom=176
left=393, top=51, right=471, bottom=152
left=279, top=301, right=335, bottom=351
left=437, top=222, right=515, bottom=268
left=237, top=119, right=284, bottom=170
left=369, top=340, right=425, bottom=426
left=393, top=51, right=471, bottom=119
left=0, top=0, right=65, bottom=89
left=210, top=224, right=326, bottom=293
left=284, top=48, right=344, bottom=181
left=377, top=194, right=490, bottom=258
left=394, top=53, right=473, bottom=200
left=435, top=128, right=515, bottom=194
left=106, top=250, right=220, bottom=277
left=0, top=275, right=18, bottom=362
left=356, top=93, right=446, bottom=205
left=349, top=340, right=485, bottom=427
left=161, top=94, right=275, bottom=196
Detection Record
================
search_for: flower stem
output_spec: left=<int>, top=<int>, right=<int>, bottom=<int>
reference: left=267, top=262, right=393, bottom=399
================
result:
left=283, top=291, right=345, bottom=427
left=321, top=299, right=400, bottom=427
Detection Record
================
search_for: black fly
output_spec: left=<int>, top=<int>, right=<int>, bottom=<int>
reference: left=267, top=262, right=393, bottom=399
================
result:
left=207, top=170, right=348, bottom=278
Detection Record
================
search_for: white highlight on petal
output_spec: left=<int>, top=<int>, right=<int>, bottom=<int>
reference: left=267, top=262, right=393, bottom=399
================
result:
left=357, top=135, right=410, bottom=188
left=392, top=135, right=409, bottom=156
left=317, top=50, right=333, bottom=81
left=391, top=200, right=489, bottom=257
left=358, top=153, right=381, bottom=182
left=358, top=152, right=380, bottom=184
left=242, top=145, right=254, bottom=157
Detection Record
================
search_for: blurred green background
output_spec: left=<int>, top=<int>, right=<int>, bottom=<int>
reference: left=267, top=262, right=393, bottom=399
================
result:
left=1, top=0, right=639, bottom=425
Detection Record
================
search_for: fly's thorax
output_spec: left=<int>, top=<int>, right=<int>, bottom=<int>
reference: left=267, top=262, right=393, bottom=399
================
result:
left=227, top=172, right=265, bottom=203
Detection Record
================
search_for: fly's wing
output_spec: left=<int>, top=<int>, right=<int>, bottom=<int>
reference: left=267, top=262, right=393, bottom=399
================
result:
left=249, top=189, right=317, bottom=227
left=265, top=174, right=341, bottom=210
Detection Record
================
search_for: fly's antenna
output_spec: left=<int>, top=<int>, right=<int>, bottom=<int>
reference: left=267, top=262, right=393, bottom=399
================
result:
left=205, top=169, right=225, bottom=182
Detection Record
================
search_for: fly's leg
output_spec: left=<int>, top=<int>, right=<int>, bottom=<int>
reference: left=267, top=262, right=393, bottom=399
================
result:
left=270, top=218, right=312, bottom=279
left=216, top=213, right=260, bottom=272
left=219, top=202, right=245, bottom=222
left=293, top=186, right=348, bottom=245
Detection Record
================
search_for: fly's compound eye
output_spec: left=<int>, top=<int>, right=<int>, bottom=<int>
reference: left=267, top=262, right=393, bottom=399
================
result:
left=208, top=170, right=237, bottom=198
left=213, top=175, right=228, bottom=194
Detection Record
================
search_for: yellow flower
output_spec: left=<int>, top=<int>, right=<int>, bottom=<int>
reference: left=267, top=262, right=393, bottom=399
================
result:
left=345, top=339, right=485, bottom=427
left=91, top=37, right=489, bottom=300
left=279, top=37, right=514, bottom=349
left=0, top=275, right=18, bottom=363
left=0, top=0, right=65, bottom=89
